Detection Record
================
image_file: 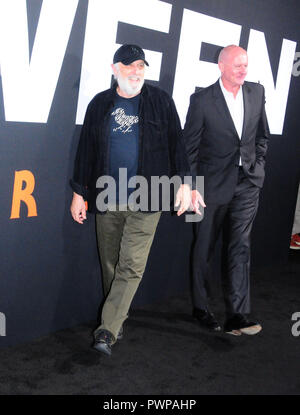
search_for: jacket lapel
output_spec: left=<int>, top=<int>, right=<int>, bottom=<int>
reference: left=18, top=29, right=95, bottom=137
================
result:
left=241, top=81, right=252, bottom=141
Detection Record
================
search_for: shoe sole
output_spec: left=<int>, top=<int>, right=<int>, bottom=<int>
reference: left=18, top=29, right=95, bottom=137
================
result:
left=93, top=342, right=112, bottom=356
left=240, top=325, right=262, bottom=335
left=225, top=329, right=242, bottom=336
left=225, top=325, right=262, bottom=336
left=290, top=246, right=300, bottom=250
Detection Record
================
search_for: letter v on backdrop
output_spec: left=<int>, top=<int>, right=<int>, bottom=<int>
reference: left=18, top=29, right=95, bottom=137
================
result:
left=0, top=0, right=79, bottom=123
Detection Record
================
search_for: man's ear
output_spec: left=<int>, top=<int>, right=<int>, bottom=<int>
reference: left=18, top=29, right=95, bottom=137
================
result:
left=218, top=61, right=224, bottom=74
left=111, top=63, right=117, bottom=77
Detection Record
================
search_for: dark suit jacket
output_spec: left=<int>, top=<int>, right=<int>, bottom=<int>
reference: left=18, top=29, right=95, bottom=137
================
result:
left=183, top=80, right=269, bottom=204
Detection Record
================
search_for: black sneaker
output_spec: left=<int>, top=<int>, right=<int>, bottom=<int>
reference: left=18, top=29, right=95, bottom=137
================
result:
left=224, top=314, right=262, bottom=336
left=193, top=308, right=221, bottom=331
left=93, top=329, right=114, bottom=355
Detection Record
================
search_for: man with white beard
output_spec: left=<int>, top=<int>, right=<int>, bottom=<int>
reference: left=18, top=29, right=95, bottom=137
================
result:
left=70, top=44, right=191, bottom=356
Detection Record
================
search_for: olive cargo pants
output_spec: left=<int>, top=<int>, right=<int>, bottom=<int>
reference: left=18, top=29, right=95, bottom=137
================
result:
left=95, top=209, right=161, bottom=343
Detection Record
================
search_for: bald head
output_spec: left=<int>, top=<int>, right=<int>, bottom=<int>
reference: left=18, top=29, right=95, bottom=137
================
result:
left=218, top=45, right=248, bottom=92
left=218, top=45, right=247, bottom=64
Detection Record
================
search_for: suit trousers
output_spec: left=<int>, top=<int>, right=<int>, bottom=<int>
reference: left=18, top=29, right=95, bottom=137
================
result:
left=192, top=168, right=260, bottom=315
left=95, top=209, right=161, bottom=343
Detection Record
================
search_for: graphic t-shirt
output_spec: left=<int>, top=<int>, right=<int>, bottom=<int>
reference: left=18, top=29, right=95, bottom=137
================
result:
left=109, top=93, right=140, bottom=204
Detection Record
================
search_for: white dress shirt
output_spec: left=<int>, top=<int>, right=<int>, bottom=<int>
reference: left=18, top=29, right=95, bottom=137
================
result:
left=219, top=78, right=244, bottom=165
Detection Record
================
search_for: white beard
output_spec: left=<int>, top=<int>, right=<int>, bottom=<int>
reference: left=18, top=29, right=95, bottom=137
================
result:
left=117, top=74, right=144, bottom=97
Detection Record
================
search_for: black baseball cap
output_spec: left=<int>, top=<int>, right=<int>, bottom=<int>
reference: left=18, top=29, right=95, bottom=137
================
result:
left=113, top=44, right=149, bottom=66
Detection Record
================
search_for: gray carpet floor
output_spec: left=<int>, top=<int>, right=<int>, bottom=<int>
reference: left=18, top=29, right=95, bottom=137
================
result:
left=0, top=252, right=299, bottom=395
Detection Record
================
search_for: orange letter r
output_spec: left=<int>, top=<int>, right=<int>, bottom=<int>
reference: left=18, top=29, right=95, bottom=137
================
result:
left=10, top=170, right=38, bottom=219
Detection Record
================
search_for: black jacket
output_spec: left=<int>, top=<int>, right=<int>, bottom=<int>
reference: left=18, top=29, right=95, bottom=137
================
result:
left=70, top=83, right=190, bottom=212
left=183, top=80, right=269, bottom=204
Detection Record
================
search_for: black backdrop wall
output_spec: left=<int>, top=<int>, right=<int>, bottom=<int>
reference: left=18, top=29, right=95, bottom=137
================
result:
left=0, top=0, right=299, bottom=347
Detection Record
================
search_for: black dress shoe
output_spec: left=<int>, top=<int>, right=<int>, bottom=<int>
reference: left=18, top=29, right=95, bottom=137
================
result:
left=193, top=308, right=221, bottom=331
left=93, top=329, right=114, bottom=355
left=224, top=313, right=262, bottom=336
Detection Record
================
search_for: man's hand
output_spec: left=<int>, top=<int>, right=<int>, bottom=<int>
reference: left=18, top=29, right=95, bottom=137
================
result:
left=70, top=192, right=87, bottom=224
left=190, top=190, right=206, bottom=215
left=175, top=184, right=192, bottom=216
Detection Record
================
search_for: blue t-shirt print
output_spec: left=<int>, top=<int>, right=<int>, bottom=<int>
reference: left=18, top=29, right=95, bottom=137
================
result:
left=109, top=93, right=140, bottom=204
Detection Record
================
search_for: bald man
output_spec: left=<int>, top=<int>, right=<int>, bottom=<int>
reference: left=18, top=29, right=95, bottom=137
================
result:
left=184, top=45, right=269, bottom=336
